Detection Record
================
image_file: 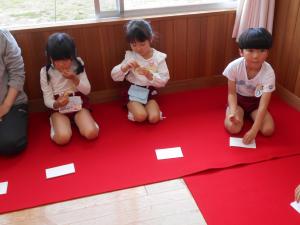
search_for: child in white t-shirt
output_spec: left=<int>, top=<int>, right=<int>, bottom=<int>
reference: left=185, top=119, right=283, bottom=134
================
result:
left=111, top=19, right=170, bottom=123
left=223, top=28, right=275, bottom=144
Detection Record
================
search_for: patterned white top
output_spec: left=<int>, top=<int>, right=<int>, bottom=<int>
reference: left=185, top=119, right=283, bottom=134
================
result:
left=111, top=48, right=169, bottom=88
left=40, top=58, right=91, bottom=109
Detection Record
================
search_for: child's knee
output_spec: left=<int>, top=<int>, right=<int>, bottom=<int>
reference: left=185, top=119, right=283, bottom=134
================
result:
left=53, top=131, right=72, bottom=145
left=224, top=119, right=243, bottom=134
left=148, top=113, right=160, bottom=124
left=133, top=111, right=147, bottom=122
left=226, top=124, right=242, bottom=134
left=261, top=125, right=274, bottom=136
left=82, top=124, right=99, bottom=140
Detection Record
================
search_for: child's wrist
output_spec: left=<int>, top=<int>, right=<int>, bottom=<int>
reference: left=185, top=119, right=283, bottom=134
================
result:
left=53, top=101, right=59, bottom=109
left=148, top=73, right=154, bottom=81
left=70, top=76, right=80, bottom=86
left=250, top=126, right=259, bottom=134
left=229, top=108, right=236, bottom=115
left=2, top=101, right=12, bottom=111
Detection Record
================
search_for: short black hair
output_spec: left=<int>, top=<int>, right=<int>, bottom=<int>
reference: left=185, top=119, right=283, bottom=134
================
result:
left=238, top=28, right=272, bottom=49
left=125, top=19, right=153, bottom=43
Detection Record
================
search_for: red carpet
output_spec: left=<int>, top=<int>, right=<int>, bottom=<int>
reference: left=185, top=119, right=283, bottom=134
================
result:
left=184, top=155, right=300, bottom=225
left=0, top=86, right=299, bottom=213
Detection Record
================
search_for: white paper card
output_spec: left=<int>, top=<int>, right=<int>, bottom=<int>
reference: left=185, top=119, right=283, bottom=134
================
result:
left=46, top=163, right=75, bottom=179
left=155, top=147, right=183, bottom=160
left=230, top=137, right=256, bottom=149
left=291, top=201, right=300, bottom=213
left=0, top=181, right=8, bottom=195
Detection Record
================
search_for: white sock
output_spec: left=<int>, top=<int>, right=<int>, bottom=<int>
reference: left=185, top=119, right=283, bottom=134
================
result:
left=49, top=117, right=55, bottom=140
left=160, top=111, right=166, bottom=120
left=128, top=111, right=165, bottom=121
left=128, top=111, right=135, bottom=121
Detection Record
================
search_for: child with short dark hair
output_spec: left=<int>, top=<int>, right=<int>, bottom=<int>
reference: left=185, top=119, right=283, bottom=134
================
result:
left=40, top=32, right=99, bottom=145
left=223, top=28, right=275, bottom=144
left=111, top=19, right=170, bottom=123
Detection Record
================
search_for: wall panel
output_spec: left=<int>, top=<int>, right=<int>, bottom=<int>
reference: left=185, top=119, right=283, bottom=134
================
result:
left=270, top=0, right=300, bottom=98
left=10, top=10, right=238, bottom=110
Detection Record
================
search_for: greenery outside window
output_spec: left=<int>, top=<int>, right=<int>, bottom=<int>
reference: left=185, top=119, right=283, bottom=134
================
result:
left=0, top=0, right=237, bottom=28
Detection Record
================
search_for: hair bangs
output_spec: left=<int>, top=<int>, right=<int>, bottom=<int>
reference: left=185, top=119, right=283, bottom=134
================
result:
left=48, top=46, right=73, bottom=60
left=126, top=28, right=148, bottom=43
left=238, top=28, right=272, bottom=50
left=46, top=33, right=76, bottom=60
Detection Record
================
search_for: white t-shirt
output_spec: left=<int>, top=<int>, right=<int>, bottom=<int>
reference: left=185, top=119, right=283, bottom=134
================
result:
left=223, top=57, right=275, bottom=97
left=111, top=48, right=169, bottom=88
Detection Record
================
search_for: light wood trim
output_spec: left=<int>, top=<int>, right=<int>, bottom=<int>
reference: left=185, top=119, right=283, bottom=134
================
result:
left=275, top=83, right=300, bottom=111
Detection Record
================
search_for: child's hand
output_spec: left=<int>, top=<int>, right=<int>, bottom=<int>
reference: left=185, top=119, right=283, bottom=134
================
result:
left=243, top=129, right=258, bottom=145
left=121, top=59, right=139, bottom=72
left=61, top=70, right=76, bottom=80
left=55, top=94, right=69, bottom=108
left=228, top=113, right=240, bottom=124
left=228, top=109, right=241, bottom=125
left=295, top=185, right=300, bottom=202
left=135, top=67, right=153, bottom=80
left=0, top=103, right=10, bottom=118
left=61, top=70, right=80, bottom=86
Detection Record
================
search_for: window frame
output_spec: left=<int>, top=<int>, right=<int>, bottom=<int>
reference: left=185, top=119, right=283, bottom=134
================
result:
left=2, top=0, right=237, bottom=28
left=95, top=0, right=237, bottom=18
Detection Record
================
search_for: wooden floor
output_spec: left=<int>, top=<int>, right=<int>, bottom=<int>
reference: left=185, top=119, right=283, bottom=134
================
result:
left=0, top=179, right=207, bottom=225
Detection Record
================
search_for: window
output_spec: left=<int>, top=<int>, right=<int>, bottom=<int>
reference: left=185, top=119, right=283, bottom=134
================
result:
left=0, top=0, right=95, bottom=28
left=0, top=0, right=237, bottom=28
left=124, top=0, right=235, bottom=10
left=97, top=0, right=237, bottom=18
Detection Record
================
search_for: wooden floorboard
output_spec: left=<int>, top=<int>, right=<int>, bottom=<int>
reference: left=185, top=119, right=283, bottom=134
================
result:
left=0, top=179, right=207, bottom=225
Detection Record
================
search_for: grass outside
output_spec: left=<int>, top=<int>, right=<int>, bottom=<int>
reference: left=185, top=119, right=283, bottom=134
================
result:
left=0, top=0, right=95, bottom=27
left=0, top=0, right=229, bottom=28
